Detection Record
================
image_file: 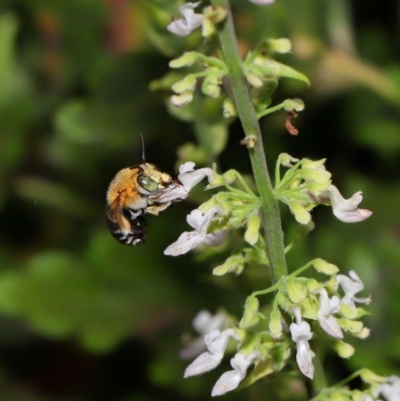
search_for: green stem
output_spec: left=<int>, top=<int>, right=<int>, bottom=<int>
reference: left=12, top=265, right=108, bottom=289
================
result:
left=211, top=0, right=287, bottom=283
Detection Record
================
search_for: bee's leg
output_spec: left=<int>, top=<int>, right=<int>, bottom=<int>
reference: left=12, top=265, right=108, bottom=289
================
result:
left=145, top=202, right=172, bottom=216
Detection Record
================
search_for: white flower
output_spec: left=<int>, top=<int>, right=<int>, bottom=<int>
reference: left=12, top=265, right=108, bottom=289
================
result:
left=376, top=376, right=400, bottom=401
left=167, top=2, right=204, bottom=37
left=211, top=352, right=258, bottom=397
left=184, top=328, right=239, bottom=378
left=317, top=289, right=343, bottom=338
left=164, top=206, right=227, bottom=256
left=328, top=185, right=372, bottom=223
left=290, top=307, right=314, bottom=379
left=180, top=310, right=226, bottom=359
left=156, top=162, right=214, bottom=204
left=336, top=270, right=371, bottom=307
left=248, top=0, right=275, bottom=4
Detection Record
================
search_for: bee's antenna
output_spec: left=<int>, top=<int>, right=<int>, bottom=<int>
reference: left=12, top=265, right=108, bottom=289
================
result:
left=139, top=133, right=146, bottom=162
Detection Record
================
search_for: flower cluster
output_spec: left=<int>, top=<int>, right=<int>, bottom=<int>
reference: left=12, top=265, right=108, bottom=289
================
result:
left=167, top=1, right=276, bottom=38
left=274, top=154, right=373, bottom=224
left=238, top=262, right=372, bottom=378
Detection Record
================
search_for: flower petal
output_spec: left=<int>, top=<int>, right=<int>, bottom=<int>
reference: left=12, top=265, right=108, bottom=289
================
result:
left=167, top=2, right=204, bottom=37
left=329, top=185, right=372, bottom=223
left=164, top=231, right=204, bottom=256
left=211, top=370, right=242, bottom=396
left=296, top=340, right=314, bottom=379
left=184, top=351, right=222, bottom=377
left=318, top=314, right=343, bottom=339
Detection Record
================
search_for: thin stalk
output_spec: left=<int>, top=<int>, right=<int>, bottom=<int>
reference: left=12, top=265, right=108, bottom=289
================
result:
left=211, top=0, right=287, bottom=282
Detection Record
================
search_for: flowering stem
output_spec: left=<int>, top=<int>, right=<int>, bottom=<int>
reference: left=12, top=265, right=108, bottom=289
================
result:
left=211, top=0, right=287, bottom=283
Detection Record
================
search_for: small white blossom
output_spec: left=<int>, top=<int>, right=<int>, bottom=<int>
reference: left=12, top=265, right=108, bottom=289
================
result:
left=156, top=162, right=214, bottom=204
left=317, top=288, right=343, bottom=338
left=376, top=376, right=400, bottom=401
left=328, top=185, right=372, bottom=223
left=180, top=310, right=226, bottom=359
left=248, top=0, right=275, bottom=4
left=336, top=270, right=371, bottom=307
left=164, top=206, right=227, bottom=256
left=290, top=307, right=314, bottom=379
left=211, top=352, right=258, bottom=397
left=167, top=2, right=204, bottom=37
left=184, top=328, right=239, bottom=378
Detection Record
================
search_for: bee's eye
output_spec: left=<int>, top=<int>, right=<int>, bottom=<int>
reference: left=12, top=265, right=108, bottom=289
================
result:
left=138, top=176, right=158, bottom=192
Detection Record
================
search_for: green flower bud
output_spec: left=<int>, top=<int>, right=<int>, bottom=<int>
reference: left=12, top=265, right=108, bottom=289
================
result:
left=265, top=38, right=292, bottom=54
left=359, top=369, right=386, bottom=385
left=169, top=52, right=199, bottom=68
left=246, top=71, right=264, bottom=88
left=279, top=153, right=299, bottom=167
left=245, top=213, right=260, bottom=245
left=340, top=303, right=358, bottom=319
left=302, top=158, right=326, bottom=169
left=170, top=91, right=193, bottom=107
left=213, top=253, right=245, bottom=276
left=269, top=308, right=282, bottom=338
left=289, top=202, right=311, bottom=225
left=223, top=98, right=237, bottom=118
left=353, top=327, right=370, bottom=339
left=338, top=318, right=363, bottom=333
left=202, top=82, right=220, bottom=98
left=283, top=98, right=305, bottom=112
left=301, top=168, right=332, bottom=184
left=286, top=280, right=307, bottom=303
left=331, top=391, right=345, bottom=401
left=203, top=5, right=227, bottom=23
left=333, top=340, right=355, bottom=358
left=202, top=17, right=216, bottom=39
left=240, top=296, right=259, bottom=328
left=171, top=75, right=197, bottom=94
left=313, top=258, right=339, bottom=275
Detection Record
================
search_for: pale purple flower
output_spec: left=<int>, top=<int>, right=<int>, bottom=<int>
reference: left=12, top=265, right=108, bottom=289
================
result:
left=184, top=329, right=239, bottom=378
left=336, top=270, right=371, bottom=307
left=164, top=206, right=227, bottom=256
left=180, top=310, right=226, bottom=359
left=155, top=162, right=214, bottom=204
left=376, top=376, right=400, bottom=401
left=211, top=352, right=258, bottom=396
left=290, top=307, right=314, bottom=379
left=328, top=185, right=372, bottom=223
left=167, top=2, right=204, bottom=37
left=317, top=289, right=343, bottom=338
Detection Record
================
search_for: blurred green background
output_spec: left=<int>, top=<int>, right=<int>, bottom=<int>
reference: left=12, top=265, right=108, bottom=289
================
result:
left=0, top=0, right=399, bottom=400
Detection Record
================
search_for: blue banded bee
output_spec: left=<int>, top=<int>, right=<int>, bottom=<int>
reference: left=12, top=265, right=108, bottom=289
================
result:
left=106, top=136, right=179, bottom=245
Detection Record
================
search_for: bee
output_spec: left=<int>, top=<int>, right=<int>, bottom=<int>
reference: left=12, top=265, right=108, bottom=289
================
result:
left=106, top=136, right=179, bottom=245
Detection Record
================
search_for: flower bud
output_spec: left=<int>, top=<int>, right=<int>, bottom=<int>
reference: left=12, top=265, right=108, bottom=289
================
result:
left=172, top=75, right=197, bottom=93
left=269, top=308, right=282, bottom=338
left=223, top=98, right=237, bottom=118
left=245, top=214, right=260, bottom=245
left=169, top=52, right=199, bottom=68
left=201, top=17, right=216, bottom=39
left=240, top=296, right=259, bottom=328
left=313, top=259, right=339, bottom=275
left=170, top=91, right=193, bottom=107
left=333, top=340, right=355, bottom=358
left=203, top=5, right=227, bottom=23
left=286, top=281, right=307, bottom=303
left=213, top=253, right=245, bottom=276
left=246, top=71, right=264, bottom=88
left=265, top=38, right=292, bottom=54
left=283, top=98, right=305, bottom=112
left=289, top=202, right=311, bottom=225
